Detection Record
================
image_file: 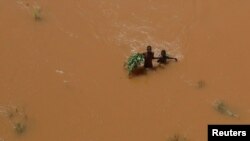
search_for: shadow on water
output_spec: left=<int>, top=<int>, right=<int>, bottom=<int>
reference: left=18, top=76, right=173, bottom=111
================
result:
left=128, top=64, right=168, bottom=78
left=128, top=67, right=147, bottom=78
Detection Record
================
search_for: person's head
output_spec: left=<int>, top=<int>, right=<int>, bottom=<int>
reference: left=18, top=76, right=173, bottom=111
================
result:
left=161, top=50, right=166, bottom=56
left=147, top=46, right=152, bottom=52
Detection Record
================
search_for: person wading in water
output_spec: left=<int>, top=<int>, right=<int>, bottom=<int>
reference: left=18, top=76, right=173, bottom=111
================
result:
left=143, top=46, right=157, bottom=68
left=157, top=50, right=178, bottom=64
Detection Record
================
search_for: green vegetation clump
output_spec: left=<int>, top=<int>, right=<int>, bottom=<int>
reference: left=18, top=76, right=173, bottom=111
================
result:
left=213, top=100, right=238, bottom=118
left=33, top=6, right=42, bottom=21
left=125, top=53, right=144, bottom=74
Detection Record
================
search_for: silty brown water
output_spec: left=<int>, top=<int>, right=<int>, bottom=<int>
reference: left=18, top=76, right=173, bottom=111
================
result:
left=1, top=0, right=250, bottom=141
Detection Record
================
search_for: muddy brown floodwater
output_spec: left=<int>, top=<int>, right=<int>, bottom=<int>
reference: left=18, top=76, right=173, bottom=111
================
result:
left=1, top=0, right=250, bottom=141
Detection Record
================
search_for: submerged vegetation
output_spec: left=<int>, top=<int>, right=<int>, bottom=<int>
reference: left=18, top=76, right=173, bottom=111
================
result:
left=14, top=122, right=26, bottom=134
left=213, top=100, right=238, bottom=118
left=0, top=105, right=28, bottom=135
left=196, top=80, right=205, bottom=89
left=125, top=53, right=144, bottom=74
left=33, top=6, right=42, bottom=21
left=167, top=134, right=188, bottom=141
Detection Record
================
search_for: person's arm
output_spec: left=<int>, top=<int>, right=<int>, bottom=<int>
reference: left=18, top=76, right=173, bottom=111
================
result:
left=152, top=53, right=160, bottom=59
left=167, top=56, right=178, bottom=61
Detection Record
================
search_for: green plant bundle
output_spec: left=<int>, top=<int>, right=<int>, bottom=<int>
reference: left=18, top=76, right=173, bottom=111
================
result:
left=125, top=53, right=144, bottom=74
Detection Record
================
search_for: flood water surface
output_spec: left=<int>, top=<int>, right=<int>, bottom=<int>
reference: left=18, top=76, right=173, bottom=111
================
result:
left=1, top=0, right=250, bottom=141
